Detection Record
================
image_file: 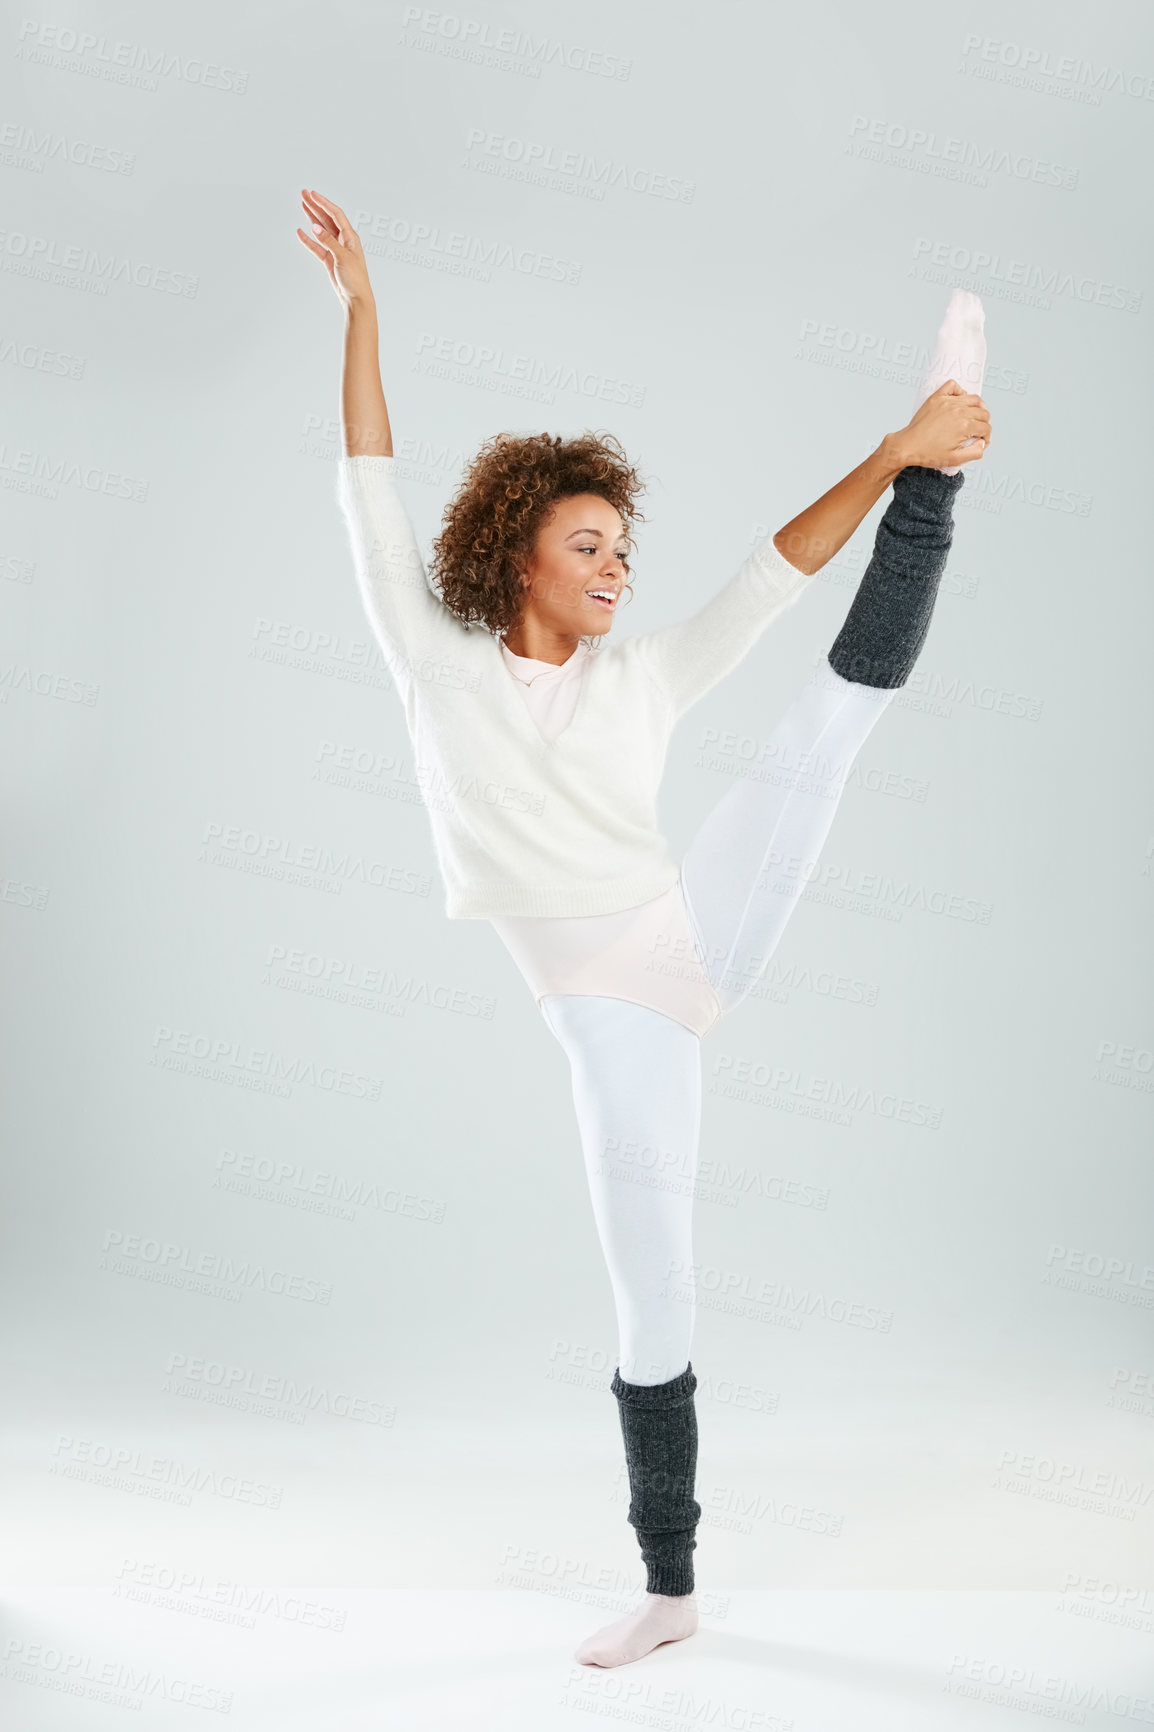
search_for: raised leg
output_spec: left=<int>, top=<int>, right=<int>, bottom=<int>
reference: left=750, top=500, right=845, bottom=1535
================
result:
left=682, top=464, right=963, bottom=1015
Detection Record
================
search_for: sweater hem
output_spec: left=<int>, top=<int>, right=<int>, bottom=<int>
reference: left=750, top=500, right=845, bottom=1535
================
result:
left=533, top=986, right=720, bottom=1043
left=445, top=864, right=682, bottom=920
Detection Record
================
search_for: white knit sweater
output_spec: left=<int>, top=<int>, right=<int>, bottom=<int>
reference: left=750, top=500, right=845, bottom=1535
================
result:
left=335, top=454, right=814, bottom=919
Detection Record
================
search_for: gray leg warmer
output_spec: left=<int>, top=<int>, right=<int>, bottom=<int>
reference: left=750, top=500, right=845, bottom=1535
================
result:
left=611, top=1362, right=702, bottom=1597
left=827, top=464, right=964, bottom=689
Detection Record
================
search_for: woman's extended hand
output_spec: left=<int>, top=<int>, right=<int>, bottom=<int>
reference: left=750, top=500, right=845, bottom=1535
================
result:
left=887, top=380, right=992, bottom=470
left=296, top=188, right=375, bottom=310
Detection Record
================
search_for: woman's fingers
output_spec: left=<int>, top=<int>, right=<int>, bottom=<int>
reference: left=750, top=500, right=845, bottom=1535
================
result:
left=295, top=229, right=338, bottom=282
left=299, top=209, right=331, bottom=246
left=953, top=397, right=990, bottom=435
left=300, top=191, right=343, bottom=248
left=939, top=384, right=989, bottom=413
left=953, top=429, right=990, bottom=461
left=955, top=438, right=987, bottom=463
left=301, top=191, right=340, bottom=240
left=949, top=393, right=991, bottom=461
left=956, top=393, right=988, bottom=419
left=308, top=188, right=348, bottom=223
left=302, top=216, right=339, bottom=256
left=306, top=188, right=357, bottom=245
left=300, top=220, right=340, bottom=268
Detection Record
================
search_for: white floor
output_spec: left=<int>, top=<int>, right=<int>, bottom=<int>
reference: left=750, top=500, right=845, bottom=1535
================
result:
left=2, top=1587, right=1151, bottom=1729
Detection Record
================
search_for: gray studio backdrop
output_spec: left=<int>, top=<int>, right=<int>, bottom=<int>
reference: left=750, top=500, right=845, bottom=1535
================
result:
left=4, top=0, right=1152, bottom=1608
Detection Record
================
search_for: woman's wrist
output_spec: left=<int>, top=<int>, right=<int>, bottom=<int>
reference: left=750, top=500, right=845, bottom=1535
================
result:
left=344, top=291, right=378, bottom=322
left=874, top=433, right=912, bottom=483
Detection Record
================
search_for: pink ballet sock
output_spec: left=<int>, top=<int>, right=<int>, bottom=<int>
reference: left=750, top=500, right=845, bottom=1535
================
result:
left=916, top=289, right=987, bottom=475
left=574, top=1591, right=698, bottom=1668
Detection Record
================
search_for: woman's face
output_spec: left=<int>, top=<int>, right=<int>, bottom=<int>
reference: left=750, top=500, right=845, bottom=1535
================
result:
left=518, top=493, right=630, bottom=640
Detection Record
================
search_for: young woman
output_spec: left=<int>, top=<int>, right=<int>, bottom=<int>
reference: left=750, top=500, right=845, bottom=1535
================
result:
left=298, top=188, right=991, bottom=1669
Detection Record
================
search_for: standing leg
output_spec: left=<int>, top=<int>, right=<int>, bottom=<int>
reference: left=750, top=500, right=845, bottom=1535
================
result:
left=542, top=994, right=701, bottom=1389
left=539, top=994, right=703, bottom=1667
left=682, top=462, right=964, bottom=1012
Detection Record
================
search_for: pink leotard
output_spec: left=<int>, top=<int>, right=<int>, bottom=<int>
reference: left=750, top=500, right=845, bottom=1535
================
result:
left=488, top=638, right=723, bottom=1039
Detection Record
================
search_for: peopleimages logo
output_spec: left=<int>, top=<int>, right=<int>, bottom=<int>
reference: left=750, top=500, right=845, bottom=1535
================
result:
left=0, top=120, right=136, bottom=175
left=944, top=1652, right=1154, bottom=1721
left=399, top=8, right=632, bottom=80
left=149, top=1025, right=384, bottom=1102
left=50, top=1434, right=283, bottom=1509
left=163, top=1352, right=395, bottom=1427
left=462, top=129, right=695, bottom=203
left=412, top=330, right=645, bottom=408
left=847, top=115, right=1079, bottom=190
left=352, top=207, right=582, bottom=287
left=15, top=18, right=249, bottom=93
left=1, top=1638, right=234, bottom=1714
left=959, top=33, right=1154, bottom=102
left=99, top=1229, right=334, bottom=1305
left=0, top=226, right=198, bottom=297
left=910, top=236, right=1141, bottom=313
left=114, top=1559, right=348, bottom=1633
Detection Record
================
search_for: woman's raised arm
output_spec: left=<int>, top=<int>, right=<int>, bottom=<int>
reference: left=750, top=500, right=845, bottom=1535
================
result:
left=630, top=383, right=991, bottom=718
left=297, top=188, right=393, bottom=457
left=298, top=189, right=457, bottom=674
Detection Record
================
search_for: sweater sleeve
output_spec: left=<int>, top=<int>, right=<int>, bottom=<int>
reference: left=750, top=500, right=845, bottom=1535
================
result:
left=335, top=454, right=459, bottom=676
left=631, top=533, right=815, bottom=718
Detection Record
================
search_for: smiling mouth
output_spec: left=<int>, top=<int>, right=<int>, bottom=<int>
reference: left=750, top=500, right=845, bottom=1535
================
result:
left=586, top=589, right=618, bottom=611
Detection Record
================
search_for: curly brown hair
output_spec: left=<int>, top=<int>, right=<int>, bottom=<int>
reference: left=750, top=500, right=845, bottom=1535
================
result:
left=428, top=430, right=647, bottom=638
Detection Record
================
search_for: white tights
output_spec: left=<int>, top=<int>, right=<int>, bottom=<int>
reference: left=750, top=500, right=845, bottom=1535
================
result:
left=541, top=665, right=897, bottom=1384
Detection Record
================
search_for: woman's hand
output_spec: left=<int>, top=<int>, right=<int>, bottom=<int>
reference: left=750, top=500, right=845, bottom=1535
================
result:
left=296, top=188, right=375, bottom=310
left=885, top=380, right=992, bottom=470
left=773, top=374, right=992, bottom=577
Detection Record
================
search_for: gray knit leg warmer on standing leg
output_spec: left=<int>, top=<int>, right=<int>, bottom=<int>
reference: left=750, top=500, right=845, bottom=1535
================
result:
left=827, top=464, right=964, bottom=689
left=611, top=1362, right=702, bottom=1597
